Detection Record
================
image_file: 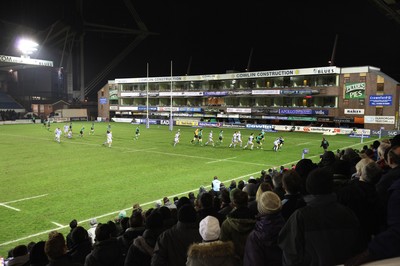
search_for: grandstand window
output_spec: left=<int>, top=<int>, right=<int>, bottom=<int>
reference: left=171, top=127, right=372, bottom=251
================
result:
left=377, top=83, right=384, bottom=92
left=376, top=107, right=383, bottom=116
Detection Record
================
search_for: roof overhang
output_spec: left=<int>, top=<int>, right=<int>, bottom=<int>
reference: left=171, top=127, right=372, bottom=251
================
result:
left=0, top=54, right=53, bottom=71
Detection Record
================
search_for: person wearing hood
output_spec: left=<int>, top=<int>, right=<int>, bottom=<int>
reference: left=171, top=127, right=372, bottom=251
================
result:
left=219, top=189, right=256, bottom=263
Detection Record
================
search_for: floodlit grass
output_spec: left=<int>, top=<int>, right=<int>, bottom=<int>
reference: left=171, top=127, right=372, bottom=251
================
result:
left=0, top=121, right=377, bottom=255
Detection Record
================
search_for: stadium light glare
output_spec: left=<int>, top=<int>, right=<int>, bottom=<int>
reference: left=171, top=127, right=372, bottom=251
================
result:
left=16, top=38, right=39, bottom=57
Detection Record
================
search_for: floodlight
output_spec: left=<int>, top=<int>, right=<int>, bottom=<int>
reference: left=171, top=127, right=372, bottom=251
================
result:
left=17, top=38, right=39, bottom=56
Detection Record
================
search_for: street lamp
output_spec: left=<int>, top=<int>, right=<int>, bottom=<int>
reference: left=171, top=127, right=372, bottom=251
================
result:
left=16, top=38, right=38, bottom=58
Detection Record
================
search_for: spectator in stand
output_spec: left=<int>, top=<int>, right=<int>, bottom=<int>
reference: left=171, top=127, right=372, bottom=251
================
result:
left=376, top=141, right=391, bottom=174
left=281, top=170, right=306, bottom=221
left=337, top=161, right=385, bottom=250
left=85, top=223, right=125, bottom=266
left=237, top=180, right=245, bottom=190
left=66, top=219, right=77, bottom=250
left=272, top=173, right=285, bottom=200
left=151, top=204, right=202, bottom=266
left=118, top=209, right=146, bottom=253
left=211, top=176, right=221, bottom=196
left=220, top=189, right=256, bottom=263
left=196, top=192, right=225, bottom=225
left=244, top=191, right=285, bottom=266
left=319, top=150, right=353, bottom=192
left=6, top=244, right=29, bottom=266
left=243, top=182, right=258, bottom=218
left=248, top=182, right=273, bottom=217
left=29, top=241, right=48, bottom=266
left=162, top=197, right=176, bottom=210
left=44, top=231, right=80, bottom=266
left=124, top=210, right=165, bottom=266
left=218, top=189, right=233, bottom=218
left=278, top=167, right=360, bottom=266
left=188, top=192, right=196, bottom=206
left=87, top=218, right=98, bottom=244
left=294, top=158, right=318, bottom=195
left=68, top=226, right=92, bottom=265
left=176, top=196, right=192, bottom=210
left=158, top=206, right=176, bottom=231
left=376, top=145, right=400, bottom=211
left=345, top=171, right=400, bottom=265
left=351, top=157, right=374, bottom=180
left=228, top=180, right=237, bottom=191
left=186, top=216, right=240, bottom=266
left=371, top=140, right=381, bottom=161
left=118, top=217, right=129, bottom=237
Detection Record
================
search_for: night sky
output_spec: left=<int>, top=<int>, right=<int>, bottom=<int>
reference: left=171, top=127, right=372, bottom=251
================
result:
left=1, top=0, right=399, bottom=99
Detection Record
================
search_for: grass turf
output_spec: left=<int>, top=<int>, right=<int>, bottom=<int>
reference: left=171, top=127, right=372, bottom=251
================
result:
left=0, top=122, right=377, bottom=256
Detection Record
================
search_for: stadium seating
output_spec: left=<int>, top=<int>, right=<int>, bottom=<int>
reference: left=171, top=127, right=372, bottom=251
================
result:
left=0, top=91, right=24, bottom=110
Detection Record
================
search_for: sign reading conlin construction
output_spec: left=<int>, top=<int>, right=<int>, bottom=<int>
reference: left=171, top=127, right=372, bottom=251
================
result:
left=0, top=54, right=53, bottom=67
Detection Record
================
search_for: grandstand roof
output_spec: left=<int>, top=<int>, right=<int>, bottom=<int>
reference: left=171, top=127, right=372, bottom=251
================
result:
left=0, top=54, right=53, bottom=72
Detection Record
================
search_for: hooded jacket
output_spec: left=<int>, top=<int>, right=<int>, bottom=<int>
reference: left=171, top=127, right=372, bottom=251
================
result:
left=186, top=240, right=240, bottom=266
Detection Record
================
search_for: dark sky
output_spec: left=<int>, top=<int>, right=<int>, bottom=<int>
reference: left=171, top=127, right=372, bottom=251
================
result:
left=1, top=0, right=400, bottom=97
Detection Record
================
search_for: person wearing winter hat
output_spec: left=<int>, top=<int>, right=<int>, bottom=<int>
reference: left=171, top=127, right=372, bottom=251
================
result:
left=152, top=204, right=202, bottom=266
left=244, top=191, right=285, bottom=266
left=125, top=211, right=165, bottom=266
left=187, top=216, right=240, bottom=266
left=278, top=167, right=360, bottom=266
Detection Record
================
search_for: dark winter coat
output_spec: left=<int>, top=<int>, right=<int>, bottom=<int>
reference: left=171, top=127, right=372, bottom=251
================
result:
left=151, top=221, right=202, bottom=266
left=278, top=193, right=360, bottom=266
left=124, top=229, right=161, bottom=266
left=186, top=240, right=240, bottom=266
left=281, top=193, right=306, bottom=221
left=68, top=238, right=92, bottom=265
left=84, top=238, right=125, bottom=266
left=368, top=178, right=400, bottom=260
left=220, top=207, right=256, bottom=261
left=244, top=213, right=285, bottom=266
left=337, top=179, right=385, bottom=248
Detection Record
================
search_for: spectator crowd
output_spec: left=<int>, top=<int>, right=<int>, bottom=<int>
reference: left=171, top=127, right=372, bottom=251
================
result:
left=3, top=136, right=400, bottom=266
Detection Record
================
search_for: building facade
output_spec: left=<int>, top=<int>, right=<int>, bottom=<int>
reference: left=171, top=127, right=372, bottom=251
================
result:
left=98, top=66, right=399, bottom=130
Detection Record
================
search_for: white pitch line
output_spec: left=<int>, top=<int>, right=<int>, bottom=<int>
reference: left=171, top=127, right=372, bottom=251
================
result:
left=122, top=147, right=158, bottom=153
left=2, top=194, right=48, bottom=204
left=295, top=142, right=312, bottom=146
left=0, top=203, right=20, bottom=211
left=51, top=222, right=64, bottom=227
left=206, top=157, right=237, bottom=164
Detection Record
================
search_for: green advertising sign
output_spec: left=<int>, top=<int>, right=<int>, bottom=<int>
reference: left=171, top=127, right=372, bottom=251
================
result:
left=109, top=89, right=119, bottom=100
left=345, top=82, right=365, bottom=99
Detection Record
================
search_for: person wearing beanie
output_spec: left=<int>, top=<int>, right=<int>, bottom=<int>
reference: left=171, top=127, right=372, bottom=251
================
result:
left=152, top=204, right=202, bottom=266
left=244, top=191, right=285, bottom=266
left=124, top=210, right=165, bottom=266
left=220, top=189, right=256, bottom=264
left=278, top=167, right=361, bottom=266
left=186, top=216, right=240, bottom=266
